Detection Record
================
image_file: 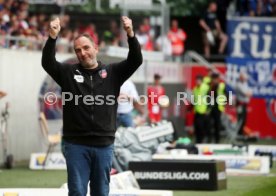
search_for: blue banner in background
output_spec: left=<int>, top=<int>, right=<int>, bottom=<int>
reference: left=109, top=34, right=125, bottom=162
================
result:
left=227, top=18, right=276, bottom=59
left=226, top=57, right=276, bottom=98
left=226, top=17, right=276, bottom=98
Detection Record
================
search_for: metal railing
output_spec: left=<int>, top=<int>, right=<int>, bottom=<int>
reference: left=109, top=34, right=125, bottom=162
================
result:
left=0, top=35, right=44, bottom=50
left=0, top=35, right=73, bottom=53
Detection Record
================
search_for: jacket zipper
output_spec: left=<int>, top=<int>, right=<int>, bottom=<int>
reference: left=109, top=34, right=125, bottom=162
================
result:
left=90, top=75, right=94, bottom=121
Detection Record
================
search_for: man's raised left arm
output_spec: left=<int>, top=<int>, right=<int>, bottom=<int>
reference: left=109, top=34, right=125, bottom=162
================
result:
left=112, top=16, right=143, bottom=84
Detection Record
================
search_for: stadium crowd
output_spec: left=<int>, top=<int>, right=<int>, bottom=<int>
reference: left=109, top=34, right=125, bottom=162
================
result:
left=0, top=0, right=276, bottom=56
left=236, top=0, right=276, bottom=16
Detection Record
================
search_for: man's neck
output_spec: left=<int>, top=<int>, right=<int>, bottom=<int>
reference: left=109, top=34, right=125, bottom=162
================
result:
left=84, top=62, right=99, bottom=70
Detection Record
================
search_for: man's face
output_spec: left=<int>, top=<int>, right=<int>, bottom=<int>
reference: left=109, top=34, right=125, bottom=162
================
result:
left=212, top=78, right=219, bottom=85
left=196, top=78, right=202, bottom=86
left=74, top=36, right=98, bottom=68
left=240, top=74, right=247, bottom=82
left=154, top=78, right=160, bottom=85
left=210, top=3, right=217, bottom=12
left=171, top=20, right=178, bottom=29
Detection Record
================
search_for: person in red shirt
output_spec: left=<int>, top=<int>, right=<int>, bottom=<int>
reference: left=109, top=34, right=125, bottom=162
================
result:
left=167, top=19, right=187, bottom=62
left=78, top=23, right=99, bottom=45
left=147, top=74, right=166, bottom=123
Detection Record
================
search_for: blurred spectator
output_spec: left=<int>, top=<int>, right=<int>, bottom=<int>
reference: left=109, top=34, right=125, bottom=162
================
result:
left=141, top=18, right=151, bottom=35
left=79, top=23, right=99, bottom=45
left=0, top=7, right=10, bottom=31
left=60, top=14, right=70, bottom=29
left=182, top=82, right=194, bottom=135
left=117, top=80, right=143, bottom=128
left=136, top=24, right=148, bottom=48
left=216, top=0, right=232, bottom=32
left=254, top=0, right=266, bottom=16
left=141, top=17, right=155, bottom=38
left=192, top=75, right=210, bottom=143
left=199, top=1, right=228, bottom=58
left=147, top=74, right=166, bottom=123
left=57, top=29, right=73, bottom=53
left=167, top=19, right=187, bottom=62
left=18, top=11, right=29, bottom=31
left=18, top=0, right=29, bottom=13
left=236, top=0, right=257, bottom=16
left=266, top=0, right=276, bottom=16
left=208, top=72, right=226, bottom=143
left=136, top=24, right=154, bottom=51
left=0, top=16, right=9, bottom=36
left=253, top=0, right=276, bottom=16
left=28, top=15, right=38, bottom=29
left=145, top=35, right=154, bottom=51
left=100, top=20, right=120, bottom=48
left=272, top=1, right=276, bottom=16
left=156, top=29, right=172, bottom=61
left=236, top=0, right=276, bottom=16
left=203, top=66, right=216, bottom=85
left=235, top=72, right=252, bottom=136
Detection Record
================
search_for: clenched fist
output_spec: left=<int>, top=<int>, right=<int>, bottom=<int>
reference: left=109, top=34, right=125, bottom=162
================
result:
left=121, top=16, right=134, bottom=37
left=49, top=18, right=61, bottom=39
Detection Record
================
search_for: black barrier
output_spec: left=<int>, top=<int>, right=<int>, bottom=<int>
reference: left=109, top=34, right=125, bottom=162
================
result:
left=129, top=160, right=226, bottom=191
left=168, top=144, right=199, bottom=154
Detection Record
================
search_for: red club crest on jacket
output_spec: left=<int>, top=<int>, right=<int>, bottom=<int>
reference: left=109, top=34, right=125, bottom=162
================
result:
left=99, top=69, right=107, bottom=78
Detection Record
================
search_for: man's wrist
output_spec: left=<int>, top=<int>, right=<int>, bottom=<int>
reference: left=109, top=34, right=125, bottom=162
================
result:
left=127, top=31, right=134, bottom=38
left=49, top=34, right=58, bottom=40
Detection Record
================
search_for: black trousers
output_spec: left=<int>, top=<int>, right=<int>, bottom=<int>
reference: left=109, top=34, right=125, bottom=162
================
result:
left=237, top=104, right=247, bottom=135
left=194, top=113, right=209, bottom=143
left=209, top=107, right=221, bottom=143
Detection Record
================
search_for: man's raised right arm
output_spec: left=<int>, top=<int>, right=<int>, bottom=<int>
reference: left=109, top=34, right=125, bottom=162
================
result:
left=41, top=18, right=63, bottom=85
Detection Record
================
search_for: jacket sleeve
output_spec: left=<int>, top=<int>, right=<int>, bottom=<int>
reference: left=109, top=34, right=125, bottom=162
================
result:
left=112, top=36, right=143, bottom=85
left=41, top=37, right=63, bottom=86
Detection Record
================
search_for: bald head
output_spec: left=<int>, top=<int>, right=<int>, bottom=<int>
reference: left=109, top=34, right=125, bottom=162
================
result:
left=74, top=33, right=95, bottom=47
left=239, top=72, right=248, bottom=81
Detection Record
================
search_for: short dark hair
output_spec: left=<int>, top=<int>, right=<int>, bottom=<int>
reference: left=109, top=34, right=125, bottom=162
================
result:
left=154, top=73, right=161, bottom=80
left=74, top=33, right=95, bottom=45
left=209, top=1, right=216, bottom=6
left=196, top=75, right=203, bottom=80
left=211, top=72, right=219, bottom=79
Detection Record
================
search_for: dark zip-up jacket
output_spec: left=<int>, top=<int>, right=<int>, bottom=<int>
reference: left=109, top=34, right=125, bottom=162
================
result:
left=41, top=36, right=142, bottom=146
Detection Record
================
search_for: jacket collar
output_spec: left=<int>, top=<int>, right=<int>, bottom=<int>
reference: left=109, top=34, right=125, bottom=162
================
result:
left=77, top=61, right=105, bottom=74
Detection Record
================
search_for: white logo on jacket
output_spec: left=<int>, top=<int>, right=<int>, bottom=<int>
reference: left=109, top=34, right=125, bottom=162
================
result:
left=74, top=75, right=84, bottom=83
